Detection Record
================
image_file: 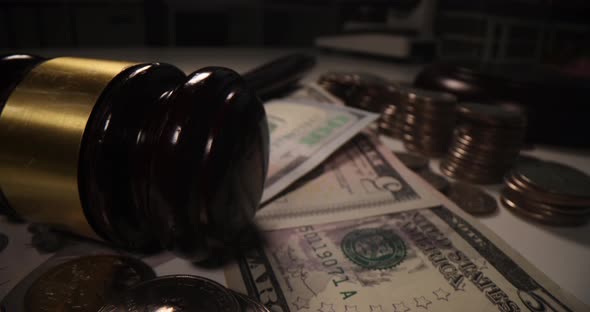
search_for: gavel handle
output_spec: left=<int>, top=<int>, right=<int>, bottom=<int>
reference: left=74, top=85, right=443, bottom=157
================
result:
left=241, top=53, right=316, bottom=100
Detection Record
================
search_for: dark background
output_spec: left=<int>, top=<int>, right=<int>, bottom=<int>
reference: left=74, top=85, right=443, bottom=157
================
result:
left=1, top=0, right=589, bottom=65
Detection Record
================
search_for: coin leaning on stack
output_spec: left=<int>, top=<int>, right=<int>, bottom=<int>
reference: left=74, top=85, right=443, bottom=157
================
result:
left=440, top=103, right=526, bottom=184
left=397, top=88, right=457, bottom=157
left=501, top=161, right=590, bottom=226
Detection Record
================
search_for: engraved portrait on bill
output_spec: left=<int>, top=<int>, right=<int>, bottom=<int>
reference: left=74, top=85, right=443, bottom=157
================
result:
left=227, top=206, right=582, bottom=312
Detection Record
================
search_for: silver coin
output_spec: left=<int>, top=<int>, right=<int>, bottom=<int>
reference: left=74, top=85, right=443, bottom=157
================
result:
left=394, top=152, right=429, bottom=171
left=98, top=275, right=240, bottom=312
left=231, top=290, right=270, bottom=312
left=500, top=190, right=588, bottom=226
left=447, top=182, right=498, bottom=215
left=26, top=255, right=156, bottom=312
left=514, top=161, right=590, bottom=200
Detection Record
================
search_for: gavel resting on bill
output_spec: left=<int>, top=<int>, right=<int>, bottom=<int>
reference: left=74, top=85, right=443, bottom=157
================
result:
left=0, top=53, right=315, bottom=260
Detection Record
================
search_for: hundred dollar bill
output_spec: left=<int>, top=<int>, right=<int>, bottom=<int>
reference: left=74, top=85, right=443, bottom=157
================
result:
left=257, top=135, right=439, bottom=229
left=262, top=100, right=378, bottom=203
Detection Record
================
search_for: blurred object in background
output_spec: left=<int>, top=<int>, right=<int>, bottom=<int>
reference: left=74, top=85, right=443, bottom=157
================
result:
left=414, top=62, right=590, bottom=147
left=437, top=0, right=590, bottom=65
left=0, top=0, right=147, bottom=48
left=315, top=0, right=437, bottom=61
left=0, top=0, right=342, bottom=48
left=1, top=0, right=588, bottom=63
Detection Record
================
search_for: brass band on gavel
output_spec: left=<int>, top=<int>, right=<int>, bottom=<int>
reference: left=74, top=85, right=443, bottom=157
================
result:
left=0, top=57, right=137, bottom=240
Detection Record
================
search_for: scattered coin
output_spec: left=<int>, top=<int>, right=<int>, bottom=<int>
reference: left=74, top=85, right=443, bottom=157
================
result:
left=25, top=255, right=155, bottom=312
left=0, top=232, right=8, bottom=253
left=232, top=290, right=270, bottom=312
left=418, top=169, right=450, bottom=193
left=447, top=182, right=498, bottom=216
left=500, top=161, right=590, bottom=226
left=394, top=152, right=429, bottom=171
left=98, top=275, right=240, bottom=312
left=440, top=103, right=526, bottom=184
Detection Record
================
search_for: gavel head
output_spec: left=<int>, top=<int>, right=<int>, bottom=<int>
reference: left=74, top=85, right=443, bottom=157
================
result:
left=0, top=54, right=269, bottom=261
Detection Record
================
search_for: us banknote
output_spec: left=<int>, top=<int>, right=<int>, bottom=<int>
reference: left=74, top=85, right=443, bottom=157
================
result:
left=262, top=100, right=378, bottom=203
left=257, top=135, right=439, bottom=230
left=228, top=206, right=586, bottom=311
left=288, top=83, right=345, bottom=106
left=228, top=137, right=588, bottom=312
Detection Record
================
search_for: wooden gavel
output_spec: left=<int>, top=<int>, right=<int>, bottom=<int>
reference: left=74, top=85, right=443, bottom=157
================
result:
left=0, top=53, right=314, bottom=260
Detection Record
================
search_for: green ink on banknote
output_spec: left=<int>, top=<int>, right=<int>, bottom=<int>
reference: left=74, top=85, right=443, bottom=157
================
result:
left=299, top=115, right=350, bottom=146
left=341, top=228, right=406, bottom=270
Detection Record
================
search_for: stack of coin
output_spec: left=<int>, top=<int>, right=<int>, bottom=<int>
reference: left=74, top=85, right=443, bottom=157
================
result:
left=99, top=275, right=270, bottom=312
left=394, top=152, right=450, bottom=193
left=440, top=103, right=526, bottom=184
left=398, top=88, right=457, bottom=157
left=500, top=161, right=590, bottom=226
left=378, top=96, right=406, bottom=139
left=317, top=72, right=399, bottom=113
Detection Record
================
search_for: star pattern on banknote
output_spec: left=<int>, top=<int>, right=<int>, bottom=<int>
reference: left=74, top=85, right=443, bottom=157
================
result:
left=345, top=305, right=359, bottom=312
left=370, top=305, right=384, bottom=311
left=318, top=302, right=335, bottom=312
left=293, top=296, right=310, bottom=310
left=392, top=302, right=410, bottom=312
left=433, top=288, right=450, bottom=301
left=414, top=296, right=432, bottom=309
